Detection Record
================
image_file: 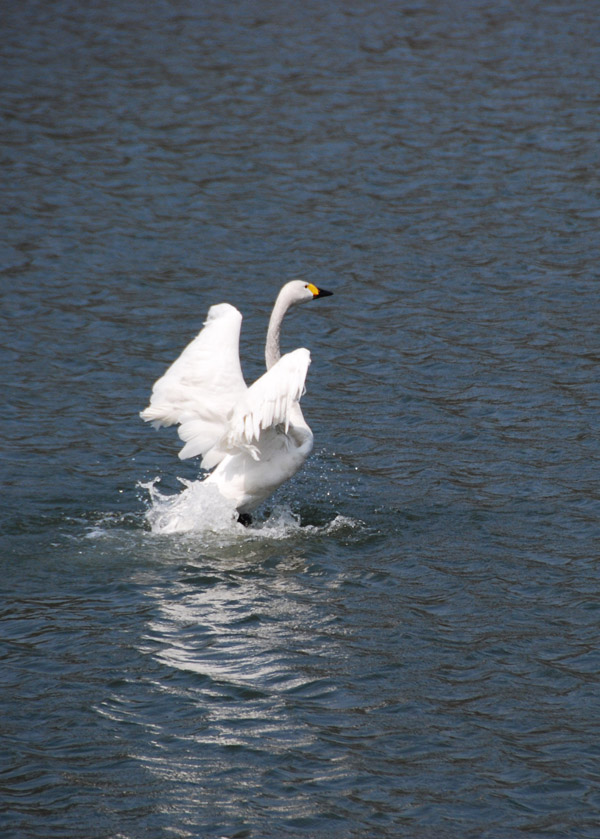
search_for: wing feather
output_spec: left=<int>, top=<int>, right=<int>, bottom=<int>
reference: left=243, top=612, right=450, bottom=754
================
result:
left=220, top=347, right=311, bottom=460
left=140, top=303, right=247, bottom=462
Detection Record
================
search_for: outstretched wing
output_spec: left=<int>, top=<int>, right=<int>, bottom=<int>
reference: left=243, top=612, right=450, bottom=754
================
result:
left=140, top=303, right=247, bottom=462
left=204, top=347, right=311, bottom=465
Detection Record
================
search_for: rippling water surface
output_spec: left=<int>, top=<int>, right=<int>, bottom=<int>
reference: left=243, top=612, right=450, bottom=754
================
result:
left=2, top=1, right=600, bottom=837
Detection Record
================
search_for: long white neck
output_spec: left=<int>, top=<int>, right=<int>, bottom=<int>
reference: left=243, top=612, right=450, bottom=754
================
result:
left=265, top=288, right=294, bottom=370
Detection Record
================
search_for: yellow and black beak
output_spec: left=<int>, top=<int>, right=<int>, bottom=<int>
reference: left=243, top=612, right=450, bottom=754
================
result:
left=307, top=283, right=333, bottom=299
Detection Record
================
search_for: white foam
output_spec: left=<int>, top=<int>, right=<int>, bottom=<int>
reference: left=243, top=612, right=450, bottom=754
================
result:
left=85, top=526, right=108, bottom=539
left=243, top=506, right=362, bottom=540
left=138, top=477, right=363, bottom=540
left=140, top=477, right=239, bottom=535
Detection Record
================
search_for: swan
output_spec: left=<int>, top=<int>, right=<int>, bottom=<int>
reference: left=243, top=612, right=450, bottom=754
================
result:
left=140, top=280, right=333, bottom=523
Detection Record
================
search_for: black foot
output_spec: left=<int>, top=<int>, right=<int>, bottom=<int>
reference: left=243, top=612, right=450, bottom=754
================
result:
left=237, top=512, right=253, bottom=527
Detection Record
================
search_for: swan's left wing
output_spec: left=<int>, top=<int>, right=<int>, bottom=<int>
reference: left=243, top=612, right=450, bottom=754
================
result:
left=204, top=347, right=311, bottom=466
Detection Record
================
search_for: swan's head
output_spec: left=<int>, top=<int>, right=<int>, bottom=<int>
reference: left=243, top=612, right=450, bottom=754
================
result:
left=266, top=280, right=333, bottom=369
left=280, top=280, right=333, bottom=307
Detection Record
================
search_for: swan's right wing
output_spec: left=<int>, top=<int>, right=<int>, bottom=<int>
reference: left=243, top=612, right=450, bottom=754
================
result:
left=140, top=303, right=247, bottom=461
left=204, top=347, right=311, bottom=466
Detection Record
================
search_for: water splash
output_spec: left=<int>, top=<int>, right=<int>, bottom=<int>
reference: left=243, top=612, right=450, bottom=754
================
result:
left=251, top=505, right=361, bottom=540
left=139, top=477, right=362, bottom=539
left=140, top=477, right=239, bottom=535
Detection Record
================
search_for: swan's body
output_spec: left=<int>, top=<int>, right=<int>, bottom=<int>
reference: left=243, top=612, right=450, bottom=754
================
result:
left=140, top=281, right=332, bottom=517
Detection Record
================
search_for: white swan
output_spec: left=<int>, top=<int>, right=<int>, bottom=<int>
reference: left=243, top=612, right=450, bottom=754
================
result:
left=140, top=281, right=333, bottom=522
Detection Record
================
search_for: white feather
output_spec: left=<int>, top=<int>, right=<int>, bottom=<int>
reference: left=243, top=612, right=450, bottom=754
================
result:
left=140, top=303, right=246, bottom=464
left=224, top=348, right=310, bottom=456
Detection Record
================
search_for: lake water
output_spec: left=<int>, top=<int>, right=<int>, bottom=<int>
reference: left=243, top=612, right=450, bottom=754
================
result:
left=2, top=1, right=600, bottom=837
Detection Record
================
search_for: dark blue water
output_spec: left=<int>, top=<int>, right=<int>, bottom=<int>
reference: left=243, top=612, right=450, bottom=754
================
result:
left=2, top=1, right=600, bottom=836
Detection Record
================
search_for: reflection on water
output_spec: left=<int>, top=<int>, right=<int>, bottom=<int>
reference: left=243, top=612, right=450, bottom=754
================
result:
left=96, top=544, right=359, bottom=832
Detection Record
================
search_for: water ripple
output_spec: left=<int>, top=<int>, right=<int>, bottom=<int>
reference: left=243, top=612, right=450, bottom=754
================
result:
left=3, top=0, right=600, bottom=837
